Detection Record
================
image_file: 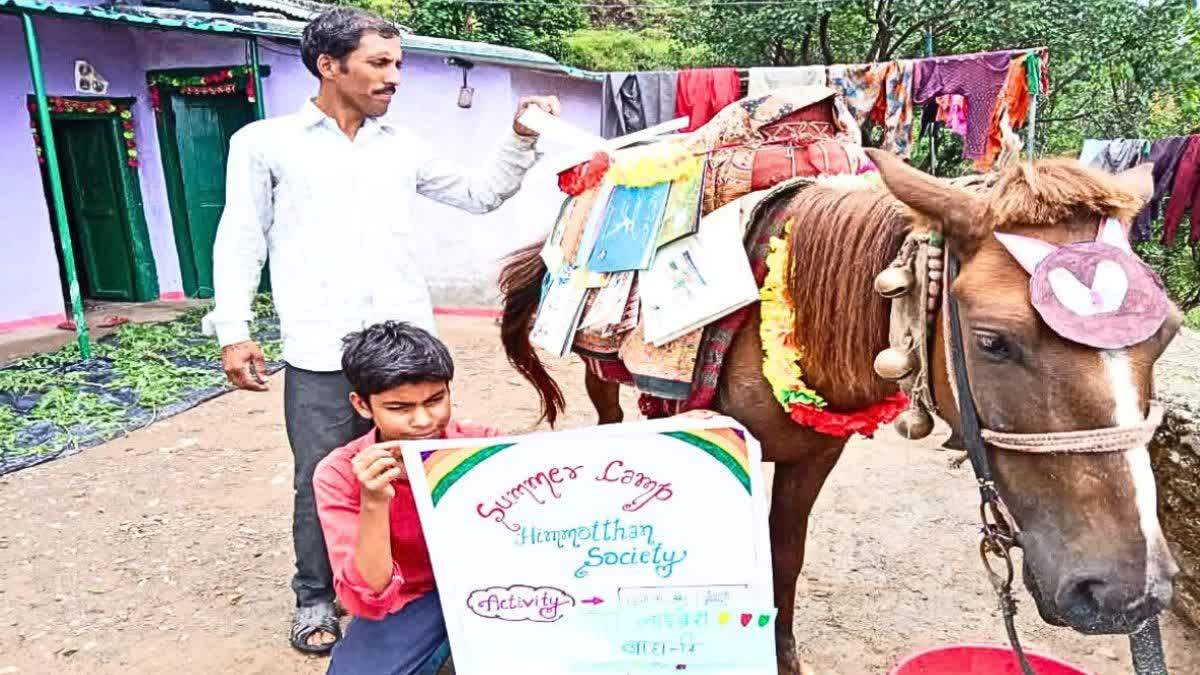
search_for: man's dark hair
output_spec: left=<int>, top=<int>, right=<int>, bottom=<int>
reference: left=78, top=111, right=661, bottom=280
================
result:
left=341, top=321, right=455, bottom=400
left=301, top=7, right=401, bottom=78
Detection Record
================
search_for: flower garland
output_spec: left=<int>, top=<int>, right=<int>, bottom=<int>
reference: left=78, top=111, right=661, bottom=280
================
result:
left=27, top=98, right=139, bottom=168
left=759, top=214, right=909, bottom=438
left=558, top=152, right=611, bottom=196
left=147, top=67, right=257, bottom=111
left=607, top=140, right=704, bottom=187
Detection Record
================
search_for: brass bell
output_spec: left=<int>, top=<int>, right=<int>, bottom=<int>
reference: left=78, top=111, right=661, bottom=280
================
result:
left=874, top=267, right=915, bottom=298
left=874, top=347, right=916, bottom=380
left=894, top=408, right=934, bottom=440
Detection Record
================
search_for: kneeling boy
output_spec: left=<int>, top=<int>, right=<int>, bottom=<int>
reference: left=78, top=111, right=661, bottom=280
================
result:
left=314, top=321, right=497, bottom=675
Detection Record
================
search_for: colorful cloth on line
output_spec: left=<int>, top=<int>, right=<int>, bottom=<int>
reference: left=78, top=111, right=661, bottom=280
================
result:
left=938, top=95, right=968, bottom=137
left=828, top=61, right=914, bottom=158
left=1134, top=136, right=1190, bottom=242
left=676, top=68, right=743, bottom=132
left=1164, top=135, right=1200, bottom=245
left=827, top=63, right=886, bottom=130
left=913, top=50, right=1015, bottom=160
left=877, top=60, right=915, bottom=157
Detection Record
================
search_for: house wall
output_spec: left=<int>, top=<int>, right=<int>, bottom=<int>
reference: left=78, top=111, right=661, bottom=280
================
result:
left=0, top=14, right=171, bottom=327
left=0, top=12, right=601, bottom=329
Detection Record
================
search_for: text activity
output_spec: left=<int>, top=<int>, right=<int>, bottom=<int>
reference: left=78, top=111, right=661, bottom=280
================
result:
left=468, top=585, right=576, bottom=622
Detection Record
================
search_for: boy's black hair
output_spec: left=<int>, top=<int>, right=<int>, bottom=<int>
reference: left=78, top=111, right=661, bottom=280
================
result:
left=301, top=7, right=401, bottom=79
left=341, top=321, right=454, bottom=401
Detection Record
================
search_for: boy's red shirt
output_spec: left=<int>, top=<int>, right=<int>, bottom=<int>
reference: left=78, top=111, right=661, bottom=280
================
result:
left=313, top=420, right=499, bottom=620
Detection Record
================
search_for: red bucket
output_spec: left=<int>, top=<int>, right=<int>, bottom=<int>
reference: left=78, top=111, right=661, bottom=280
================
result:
left=889, top=644, right=1090, bottom=675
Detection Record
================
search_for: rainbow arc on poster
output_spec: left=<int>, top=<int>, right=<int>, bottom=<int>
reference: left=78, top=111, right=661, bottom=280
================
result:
left=419, top=427, right=751, bottom=506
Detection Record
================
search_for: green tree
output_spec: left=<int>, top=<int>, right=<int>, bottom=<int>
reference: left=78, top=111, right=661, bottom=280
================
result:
left=380, top=0, right=589, bottom=60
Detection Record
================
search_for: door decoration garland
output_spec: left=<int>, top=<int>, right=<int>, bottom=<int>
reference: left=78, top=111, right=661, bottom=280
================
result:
left=27, top=98, right=139, bottom=168
left=147, top=66, right=258, bottom=112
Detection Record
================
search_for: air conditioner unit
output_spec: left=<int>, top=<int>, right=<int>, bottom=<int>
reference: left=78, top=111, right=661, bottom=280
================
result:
left=75, top=60, right=109, bottom=95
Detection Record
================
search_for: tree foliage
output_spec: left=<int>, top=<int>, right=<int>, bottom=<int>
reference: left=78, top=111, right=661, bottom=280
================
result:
left=344, top=0, right=589, bottom=60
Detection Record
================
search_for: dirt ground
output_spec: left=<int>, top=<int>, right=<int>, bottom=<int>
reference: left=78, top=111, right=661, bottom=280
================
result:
left=1, top=315, right=1197, bottom=675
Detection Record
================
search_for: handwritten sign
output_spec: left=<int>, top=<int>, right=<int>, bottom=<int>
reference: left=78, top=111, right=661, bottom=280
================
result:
left=402, top=416, right=776, bottom=674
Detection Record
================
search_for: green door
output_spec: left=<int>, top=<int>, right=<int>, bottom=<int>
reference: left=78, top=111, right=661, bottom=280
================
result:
left=162, top=92, right=258, bottom=298
left=52, top=119, right=139, bottom=301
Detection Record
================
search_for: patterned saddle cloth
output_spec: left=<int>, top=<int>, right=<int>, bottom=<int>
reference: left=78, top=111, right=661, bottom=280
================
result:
left=572, top=88, right=867, bottom=416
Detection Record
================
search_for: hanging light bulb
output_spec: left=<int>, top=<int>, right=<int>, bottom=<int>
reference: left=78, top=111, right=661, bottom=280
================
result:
left=446, top=57, right=475, bottom=109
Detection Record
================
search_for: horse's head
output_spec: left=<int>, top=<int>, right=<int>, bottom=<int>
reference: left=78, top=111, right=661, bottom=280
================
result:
left=868, top=149, right=1181, bottom=635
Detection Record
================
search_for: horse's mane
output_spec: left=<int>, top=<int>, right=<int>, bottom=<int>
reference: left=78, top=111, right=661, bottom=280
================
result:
left=779, top=184, right=909, bottom=409
left=779, top=158, right=1142, bottom=410
left=982, top=158, right=1143, bottom=232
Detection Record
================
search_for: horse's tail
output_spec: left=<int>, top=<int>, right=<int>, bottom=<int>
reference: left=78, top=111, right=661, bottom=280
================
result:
left=497, top=238, right=565, bottom=427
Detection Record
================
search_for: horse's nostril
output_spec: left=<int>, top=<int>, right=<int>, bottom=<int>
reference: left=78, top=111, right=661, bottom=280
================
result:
left=1056, top=575, right=1106, bottom=620
left=1055, top=571, right=1165, bottom=632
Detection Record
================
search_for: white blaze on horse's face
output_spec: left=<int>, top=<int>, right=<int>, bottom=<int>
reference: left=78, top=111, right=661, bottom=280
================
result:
left=863, top=149, right=1180, bottom=635
left=1102, top=350, right=1177, bottom=611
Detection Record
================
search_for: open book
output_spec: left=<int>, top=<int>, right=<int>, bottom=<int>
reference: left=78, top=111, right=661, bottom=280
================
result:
left=639, top=197, right=760, bottom=346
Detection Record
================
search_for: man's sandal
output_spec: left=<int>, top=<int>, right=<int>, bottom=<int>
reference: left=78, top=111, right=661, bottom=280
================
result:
left=290, top=602, right=342, bottom=655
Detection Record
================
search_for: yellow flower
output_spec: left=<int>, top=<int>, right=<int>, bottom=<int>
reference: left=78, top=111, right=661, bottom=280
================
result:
left=759, top=220, right=827, bottom=412
left=608, top=141, right=704, bottom=187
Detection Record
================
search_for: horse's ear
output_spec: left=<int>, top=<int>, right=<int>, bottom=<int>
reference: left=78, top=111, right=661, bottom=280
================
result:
left=865, top=148, right=988, bottom=256
left=1111, top=162, right=1154, bottom=205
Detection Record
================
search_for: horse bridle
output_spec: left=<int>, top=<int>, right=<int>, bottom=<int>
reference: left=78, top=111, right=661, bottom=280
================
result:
left=941, top=252, right=1169, bottom=675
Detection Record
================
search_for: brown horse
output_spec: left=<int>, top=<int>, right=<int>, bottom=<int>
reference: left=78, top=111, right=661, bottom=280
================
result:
left=497, top=149, right=1181, bottom=673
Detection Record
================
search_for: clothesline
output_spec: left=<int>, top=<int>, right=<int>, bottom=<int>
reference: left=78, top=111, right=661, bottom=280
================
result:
left=1081, top=135, right=1200, bottom=245
left=601, top=46, right=1049, bottom=172
left=731, top=47, right=1049, bottom=85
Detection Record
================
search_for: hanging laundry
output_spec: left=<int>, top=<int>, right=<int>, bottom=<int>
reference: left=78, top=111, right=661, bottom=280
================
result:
left=917, top=99, right=942, bottom=142
left=829, top=61, right=914, bottom=157
left=912, top=50, right=1014, bottom=160
left=1099, top=139, right=1148, bottom=173
left=676, top=68, right=743, bottom=132
left=747, top=65, right=827, bottom=97
left=827, top=63, right=887, bottom=127
left=1163, top=135, right=1200, bottom=245
left=1133, top=136, right=1190, bottom=242
left=937, top=95, right=968, bottom=137
left=978, top=55, right=1032, bottom=172
left=601, top=72, right=679, bottom=139
left=875, top=60, right=916, bottom=157
left=1078, top=139, right=1108, bottom=167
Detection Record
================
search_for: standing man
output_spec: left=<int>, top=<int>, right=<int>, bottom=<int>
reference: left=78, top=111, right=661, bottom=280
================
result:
left=202, top=7, right=560, bottom=655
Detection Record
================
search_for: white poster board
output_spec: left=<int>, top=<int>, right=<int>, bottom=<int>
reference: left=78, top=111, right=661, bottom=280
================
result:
left=403, top=417, right=776, bottom=674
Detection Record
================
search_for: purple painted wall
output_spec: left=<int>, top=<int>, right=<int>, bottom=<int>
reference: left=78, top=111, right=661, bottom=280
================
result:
left=0, top=12, right=601, bottom=326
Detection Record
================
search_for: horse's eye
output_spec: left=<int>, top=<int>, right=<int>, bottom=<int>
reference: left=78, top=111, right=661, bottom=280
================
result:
left=975, top=332, right=1013, bottom=359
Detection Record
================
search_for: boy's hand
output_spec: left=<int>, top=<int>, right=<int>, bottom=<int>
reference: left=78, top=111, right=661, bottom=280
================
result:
left=352, top=442, right=407, bottom=506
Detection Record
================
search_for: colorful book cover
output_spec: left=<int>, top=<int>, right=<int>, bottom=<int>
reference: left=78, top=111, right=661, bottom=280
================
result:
left=530, top=263, right=589, bottom=358
left=657, top=164, right=705, bottom=248
left=585, top=183, right=671, bottom=273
